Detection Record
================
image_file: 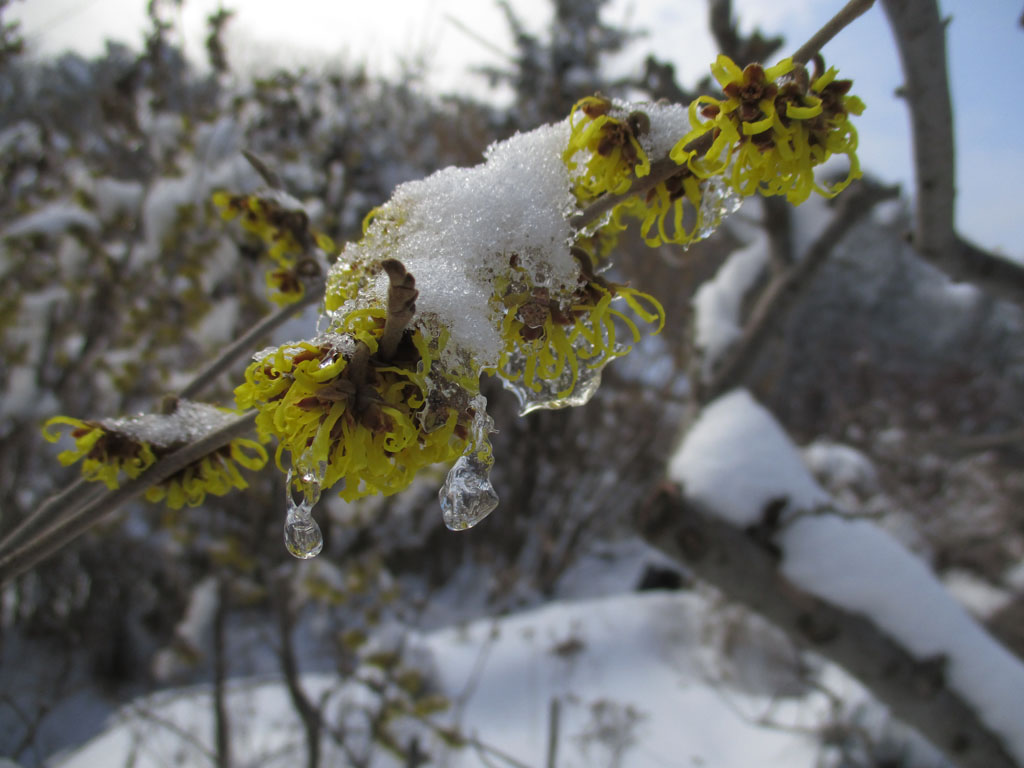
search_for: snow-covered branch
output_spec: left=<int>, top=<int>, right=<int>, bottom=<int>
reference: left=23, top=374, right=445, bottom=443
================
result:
left=0, top=411, right=258, bottom=586
left=642, top=390, right=1024, bottom=768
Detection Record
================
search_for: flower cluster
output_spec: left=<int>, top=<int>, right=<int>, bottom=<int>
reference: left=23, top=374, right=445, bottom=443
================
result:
left=43, top=403, right=268, bottom=509
left=564, top=95, right=652, bottom=201
left=564, top=57, right=863, bottom=251
left=234, top=326, right=479, bottom=504
left=564, top=95, right=730, bottom=250
left=671, top=55, right=864, bottom=204
left=213, top=191, right=335, bottom=306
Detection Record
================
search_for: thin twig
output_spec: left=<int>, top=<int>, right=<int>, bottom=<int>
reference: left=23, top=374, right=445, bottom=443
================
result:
left=791, top=0, right=876, bottom=65
left=0, top=411, right=258, bottom=585
left=572, top=157, right=693, bottom=230
left=242, top=149, right=283, bottom=190
left=0, top=478, right=102, bottom=556
left=545, top=697, right=561, bottom=768
left=178, top=288, right=320, bottom=401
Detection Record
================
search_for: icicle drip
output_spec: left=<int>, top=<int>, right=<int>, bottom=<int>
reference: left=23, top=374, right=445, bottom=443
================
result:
left=439, top=403, right=498, bottom=531
left=697, top=177, right=743, bottom=241
left=283, top=455, right=325, bottom=559
left=440, top=454, right=499, bottom=531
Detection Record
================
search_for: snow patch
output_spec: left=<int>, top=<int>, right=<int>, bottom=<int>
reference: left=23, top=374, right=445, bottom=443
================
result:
left=4, top=204, right=100, bottom=238
left=692, top=234, right=770, bottom=378
left=668, top=389, right=829, bottom=526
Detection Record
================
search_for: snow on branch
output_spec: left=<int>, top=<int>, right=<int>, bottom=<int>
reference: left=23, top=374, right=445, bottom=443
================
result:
left=644, top=390, right=1024, bottom=768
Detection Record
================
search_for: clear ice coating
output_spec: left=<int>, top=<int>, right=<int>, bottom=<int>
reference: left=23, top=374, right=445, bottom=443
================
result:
left=501, top=353, right=604, bottom=416
left=499, top=326, right=610, bottom=415
left=283, top=459, right=325, bottom=559
left=439, top=454, right=499, bottom=531
left=697, top=177, right=743, bottom=241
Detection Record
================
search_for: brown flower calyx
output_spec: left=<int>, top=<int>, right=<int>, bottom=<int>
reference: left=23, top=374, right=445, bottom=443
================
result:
left=379, top=258, right=418, bottom=362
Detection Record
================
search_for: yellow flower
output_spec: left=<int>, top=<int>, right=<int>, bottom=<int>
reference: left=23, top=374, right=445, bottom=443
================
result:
left=42, top=408, right=268, bottom=509
left=144, top=438, right=267, bottom=510
left=670, top=55, right=863, bottom=204
left=235, top=326, right=474, bottom=503
left=564, top=95, right=651, bottom=202
left=212, top=191, right=334, bottom=306
left=42, top=416, right=156, bottom=489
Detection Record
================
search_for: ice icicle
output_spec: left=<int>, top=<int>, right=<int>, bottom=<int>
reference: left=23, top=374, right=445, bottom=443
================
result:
left=283, top=458, right=325, bottom=559
left=697, top=177, right=743, bottom=241
left=439, top=454, right=499, bottom=531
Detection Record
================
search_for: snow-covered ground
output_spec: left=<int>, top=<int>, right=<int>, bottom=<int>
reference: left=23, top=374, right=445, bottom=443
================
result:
left=53, top=592, right=839, bottom=768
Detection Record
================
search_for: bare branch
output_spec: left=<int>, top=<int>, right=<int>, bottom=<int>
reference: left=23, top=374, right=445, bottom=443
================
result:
left=791, top=0, right=876, bottom=65
left=708, top=0, right=785, bottom=67
left=881, top=0, right=1024, bottom=306
left=213, top=578, right=232, bottom=768
left=274, top=574, right=323, bottom=768
left=177, top=287, right=320, bottom=401
left=635, top=486, right=1022, bottom=768
left=242, top=149, right=283, bottom=190
left=0, top=478, right=103, bottom=556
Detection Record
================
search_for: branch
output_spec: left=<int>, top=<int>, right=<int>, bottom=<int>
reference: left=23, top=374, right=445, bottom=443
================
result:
left=274, top=574, right=323, bottom=768
left=879, top=0, right=955, bottom=260
left=0, top=478, right=103, bottom=555
left=700, top=181, right=899, bottom=402
left=213, top=578, right=232, bottom=768
left=178, top=287, right=321, bottom=401
left=635, top=486, right=1022, bottom=768
left=881, top=0, right=1024, bottom=307
left=0, top=411, right=258, bottom=585
left=791, top=0, right=876, bottom=65
left=708, top=0, right=785, bottom=67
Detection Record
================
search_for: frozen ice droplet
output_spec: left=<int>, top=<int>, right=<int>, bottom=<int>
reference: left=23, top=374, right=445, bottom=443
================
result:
left=284, top=510, right=324, bottom=559
left=697, top=177, right=742, bottom=240
left=439, top=454, right=499, bottom=531
left=283, top=462, right=325, bottom=559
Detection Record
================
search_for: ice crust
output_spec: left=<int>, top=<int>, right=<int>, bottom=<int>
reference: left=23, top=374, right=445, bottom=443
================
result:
left=103, top=400, right=236, bottom=448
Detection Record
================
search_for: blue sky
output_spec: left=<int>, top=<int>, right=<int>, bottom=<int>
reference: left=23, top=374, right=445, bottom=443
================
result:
left=12, top=0, right=1023, bottom=260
